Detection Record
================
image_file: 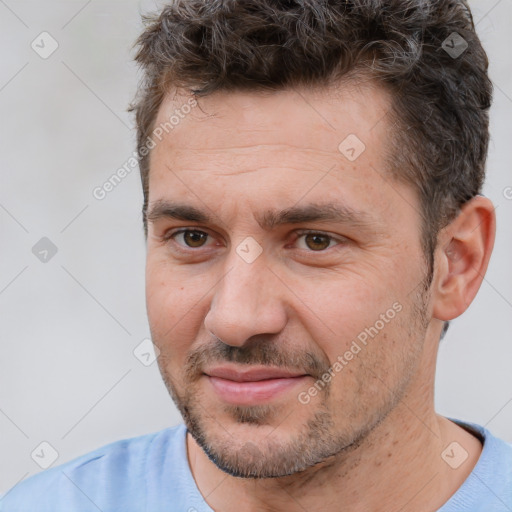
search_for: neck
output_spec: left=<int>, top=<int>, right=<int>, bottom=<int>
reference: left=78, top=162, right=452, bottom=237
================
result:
left=186, top=393, right=482, bottom=512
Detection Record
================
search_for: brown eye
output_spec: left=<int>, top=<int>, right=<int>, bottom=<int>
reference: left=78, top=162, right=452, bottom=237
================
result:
left=303, top=233, right=332, bottom=251
left=172, top=230, right=209, bottom=248
left=183, top=230, right=208, bottom=247
left=294, top=231, right=343, bottom=252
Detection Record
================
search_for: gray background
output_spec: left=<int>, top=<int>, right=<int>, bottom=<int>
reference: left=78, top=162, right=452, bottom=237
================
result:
left=0, top=0, right=511, bottom=494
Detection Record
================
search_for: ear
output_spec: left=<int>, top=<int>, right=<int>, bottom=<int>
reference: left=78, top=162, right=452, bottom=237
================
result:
left=431, top=196, right=496, bottom=322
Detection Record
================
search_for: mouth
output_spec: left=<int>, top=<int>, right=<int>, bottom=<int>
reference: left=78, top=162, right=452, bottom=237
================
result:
left=203, top=365, right=310, bottom=405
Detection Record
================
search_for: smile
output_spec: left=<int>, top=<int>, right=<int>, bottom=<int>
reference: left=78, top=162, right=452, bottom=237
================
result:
left=204, top=366, right=310, bottom=405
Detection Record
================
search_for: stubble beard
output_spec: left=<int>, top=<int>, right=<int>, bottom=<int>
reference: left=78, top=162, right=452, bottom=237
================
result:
left=155, top=271, right=432, bottom=479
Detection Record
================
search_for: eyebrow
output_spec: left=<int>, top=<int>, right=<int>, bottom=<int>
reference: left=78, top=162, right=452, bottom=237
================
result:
left=146, top=200, right=375, bottom=230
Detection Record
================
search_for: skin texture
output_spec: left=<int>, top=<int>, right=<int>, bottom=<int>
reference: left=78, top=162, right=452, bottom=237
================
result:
left=145, top=83, right=495, bottom=512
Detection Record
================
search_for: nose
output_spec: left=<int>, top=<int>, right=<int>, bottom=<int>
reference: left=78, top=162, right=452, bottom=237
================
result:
left=203, top=250, right=288, bottom=347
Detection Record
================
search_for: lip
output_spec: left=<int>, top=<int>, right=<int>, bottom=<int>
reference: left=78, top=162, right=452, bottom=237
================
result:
left=206, top=365, right=307, bottom=382
left=204, top=365, right=310, bottom=405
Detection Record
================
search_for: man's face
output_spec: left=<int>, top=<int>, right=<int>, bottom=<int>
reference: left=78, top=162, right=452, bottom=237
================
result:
left=145, top=84, right=433, bottom=478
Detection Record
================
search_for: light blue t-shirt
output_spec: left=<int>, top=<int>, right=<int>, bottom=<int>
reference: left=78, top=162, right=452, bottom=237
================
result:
left=1, top=420, right=510, bottom=511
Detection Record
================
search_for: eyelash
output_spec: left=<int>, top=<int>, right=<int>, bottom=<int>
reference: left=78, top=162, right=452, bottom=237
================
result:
left=162, top=228, right=345, bottom=254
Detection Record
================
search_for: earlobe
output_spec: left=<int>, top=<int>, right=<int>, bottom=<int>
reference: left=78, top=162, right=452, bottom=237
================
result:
left=432, top=196, right=496, bottom=322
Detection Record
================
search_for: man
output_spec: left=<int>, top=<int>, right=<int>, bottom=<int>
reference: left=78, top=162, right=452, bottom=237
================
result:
left=2, top=0, right=511, bottom=510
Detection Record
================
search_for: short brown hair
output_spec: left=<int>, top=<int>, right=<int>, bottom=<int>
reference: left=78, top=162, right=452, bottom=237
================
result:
left=129, top=0, right=492, bottom=270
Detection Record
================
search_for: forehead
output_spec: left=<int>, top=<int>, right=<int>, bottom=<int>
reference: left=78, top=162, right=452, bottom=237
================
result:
left=146, top=82, right=420, bottom=236
left=152, top=82, right=392, bottom=158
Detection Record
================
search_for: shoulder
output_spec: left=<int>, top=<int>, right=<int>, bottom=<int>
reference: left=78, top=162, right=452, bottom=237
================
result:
left=441, top=419, right=512, bottom=512
left=457, top=420, right=512, bottom=470
left=0, top=424, right=187, bottom=512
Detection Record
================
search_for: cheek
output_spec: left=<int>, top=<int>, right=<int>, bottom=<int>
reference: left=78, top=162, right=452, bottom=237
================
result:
left=145, top=258, right=209, bottom=353
left=288, top=270, right=399, bottom=356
